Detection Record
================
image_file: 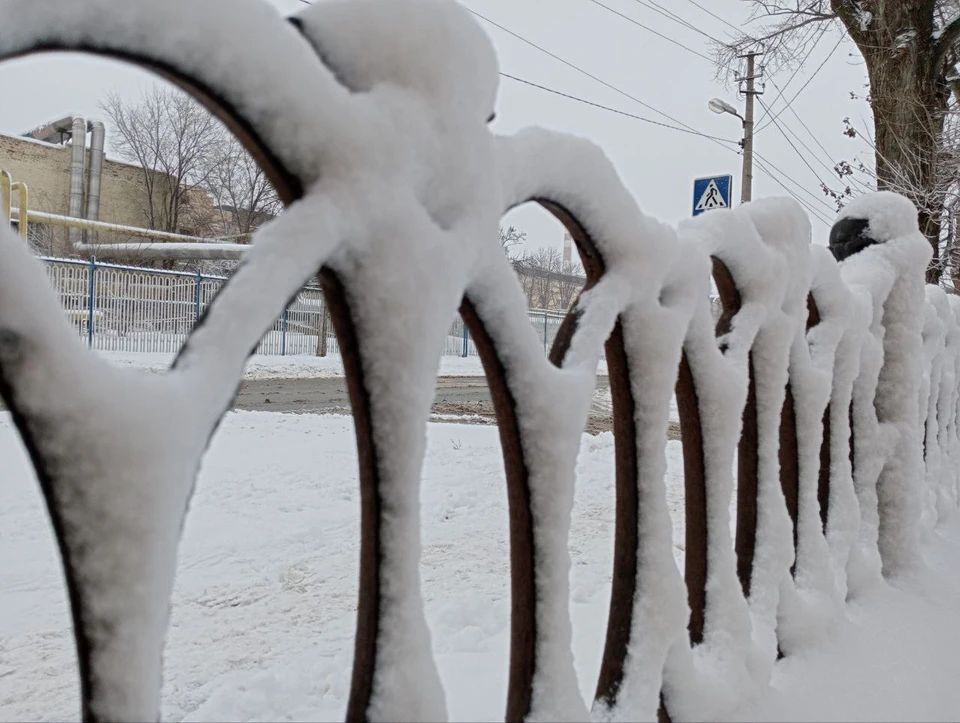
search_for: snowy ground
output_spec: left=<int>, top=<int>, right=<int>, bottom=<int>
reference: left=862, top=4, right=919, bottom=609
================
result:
left=2, top=412, right=960, bottom=721
left=97, top=351, right=609, bottom=380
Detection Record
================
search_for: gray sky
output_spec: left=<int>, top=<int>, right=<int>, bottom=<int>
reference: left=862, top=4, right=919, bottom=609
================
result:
left=0, top=0, right=872, bottom=253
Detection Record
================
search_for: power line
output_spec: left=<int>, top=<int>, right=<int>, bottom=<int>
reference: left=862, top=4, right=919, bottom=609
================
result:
left=762, top=79, right=869, bottom=189
left=466, top=7, right=735, bottom=147
left=753, top=147, right=836, bottom=218
left=755, top=33, right=844, bottom=134
left=754, top=25, right=824, bottom=126
left=296, top=0, right=835, bottom=227
left=501, top=71, right=833, bottom=224
left=677, top=0, right=743, bottom=35
left=754, top=158, right=834, bottom=225
left=753, top=155, right=834, bottom=224
left=585, top=0, right=716, bottom=64
left=502, top=72, right=833, bottom=224
left=626, top=0, right=726, bottom=46
left=755, top=160, right=834, bottom=225
left=500, top=73, right=737, bottom=141
left=757, top=96, right=833, bottom=190
left=295, top=2, right=737, bottom=146
left=768, top=110, right=842, bottom=183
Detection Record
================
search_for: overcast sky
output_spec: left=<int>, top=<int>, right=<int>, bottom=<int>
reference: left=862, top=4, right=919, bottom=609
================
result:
left=0, top=0, right=873, bottom=254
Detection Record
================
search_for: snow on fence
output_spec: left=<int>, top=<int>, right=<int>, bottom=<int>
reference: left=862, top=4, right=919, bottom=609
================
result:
left=41, top=257, right=567, bottom=361
left=0, top=2, right=959, bottom=723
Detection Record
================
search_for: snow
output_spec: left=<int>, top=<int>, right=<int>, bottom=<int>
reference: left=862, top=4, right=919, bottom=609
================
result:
left=840, top=192, right=932, bottom=578
left=1, top=3, right=604, bottom=715
left=808, top=247, right=862, bottom=599
left=920, top=287, right=960, bottom=531
left=0, top=0, right=353, bottom=185
left=1, top=0, right=959, bottom=719
left=934, top=14, right=960, bottom=41
left=96, top=350, right=564, bottom=380
left=895, top=28, right=917, bottom=50
left=4, top=412, right=960, bottom=722
left=73, top=242, right=247, bottom=261
left=726, top=523, right=960, bottom=723
left=0, top=186, right=346, bottom=720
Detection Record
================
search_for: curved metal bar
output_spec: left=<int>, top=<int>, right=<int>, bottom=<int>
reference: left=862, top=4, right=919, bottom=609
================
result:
left=779, top=386, right=801, bottom=565
left=0, top=340, right=101, bottom=718
left=675, top=351, right=707, bottom=642
left=801, top=297, right=831, bottom=532
left=679, top=257, right=743, bottom=644
left=535, top=199, right=686, bottom=723
left=735, top=356, right=760, bottom=598
left=318, top=271, right=383, bottom=722
left=458, top=298, right=537, bottom=721
left=0, top=33, right=391, bottom=722
left=777, top=294, right=823, bottom=580
left=465, top=198, right=611, bottom=720
left=535, top=202, right=638, bottom=710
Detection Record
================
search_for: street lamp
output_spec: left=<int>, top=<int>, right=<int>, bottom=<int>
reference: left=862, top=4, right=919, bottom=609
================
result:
left=708, top=97, right=742, bottom=121
left=709, top=95, right=754, bottom=204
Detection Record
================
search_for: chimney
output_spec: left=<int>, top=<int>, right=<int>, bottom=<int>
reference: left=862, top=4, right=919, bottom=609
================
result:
left=563, top=232, right=573, bottom=265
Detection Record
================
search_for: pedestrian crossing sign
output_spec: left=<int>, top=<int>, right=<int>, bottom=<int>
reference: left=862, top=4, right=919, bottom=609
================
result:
left=693, top=174, right=733, bottom=216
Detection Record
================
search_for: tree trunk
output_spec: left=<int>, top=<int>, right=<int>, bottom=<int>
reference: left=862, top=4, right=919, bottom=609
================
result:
left=854, top=9, right=950, bottom=284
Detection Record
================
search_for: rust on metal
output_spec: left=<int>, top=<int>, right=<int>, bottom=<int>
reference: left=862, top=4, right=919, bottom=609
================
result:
left=468, top=198, right=610, bottom=721
left=320, top=270, right=384, bottom=722
left=537, top=201, right=643, bottom=713
left=678, top=256, right=743, bottom=646
left=676, top=351, right=707, bottom=645
left=593, top=321, right=637, bottom=707
left=459, top=299, right=536, bottom=722
left=735, top=359, right=760, bottom=598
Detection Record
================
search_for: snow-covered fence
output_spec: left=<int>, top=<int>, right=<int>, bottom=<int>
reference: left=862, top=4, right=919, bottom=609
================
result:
left=1, top=2, right=959, bottom=723
left=42, top=257, right=338, bottom=357
left=41, top=257, right=565, bottom=360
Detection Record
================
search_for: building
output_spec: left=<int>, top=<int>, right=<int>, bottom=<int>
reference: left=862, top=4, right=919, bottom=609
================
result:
left=0, top=115, right=183, bottom=257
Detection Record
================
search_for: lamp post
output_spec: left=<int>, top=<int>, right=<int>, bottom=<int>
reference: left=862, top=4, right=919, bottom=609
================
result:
left=709, top=50, right=761, bottom=204
left=710, top=95, right=753, bottom=204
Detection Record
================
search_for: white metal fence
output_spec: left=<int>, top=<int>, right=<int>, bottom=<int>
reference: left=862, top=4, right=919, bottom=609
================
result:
left=42, top=257, right=572, bottom=358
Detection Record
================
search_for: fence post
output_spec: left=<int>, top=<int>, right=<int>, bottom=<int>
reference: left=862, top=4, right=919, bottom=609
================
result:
left=281, top=309, right=288, bottom=357
left=87, top=256, right=97, bottom=348
left=543, top=313, right=548, bottom=355
left=0, top=170, right=11, bottom=226
left=462, top=320, right=469, bottom=358
left=316, top=304, right=329, bottom=357
left=194, top=270, right=203, bottom=323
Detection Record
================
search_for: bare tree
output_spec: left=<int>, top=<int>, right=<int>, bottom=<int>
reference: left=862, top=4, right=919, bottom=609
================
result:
left=500, top=225, right=526, bottom=256
left=516, top=245, right=562, bottom=309
left=721, top=0, right=960, bottom=284
left=205, top=133, right=281, bottom=236
left=100, top=84, right=286, bottom=275
left=101, top=86, right=222, bottom=234
left=556, top=260, right=586, bottom=310
left=829, top=112, right=960, bottom=289
left=511, top=245, right=585, bottom=310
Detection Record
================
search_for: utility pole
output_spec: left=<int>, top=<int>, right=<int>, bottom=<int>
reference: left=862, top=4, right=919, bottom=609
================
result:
left=737, top=51, right=763, bottom=203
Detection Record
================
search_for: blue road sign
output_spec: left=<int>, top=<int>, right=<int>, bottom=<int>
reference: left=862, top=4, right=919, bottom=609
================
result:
left=693, top=174, right=733, bottom=216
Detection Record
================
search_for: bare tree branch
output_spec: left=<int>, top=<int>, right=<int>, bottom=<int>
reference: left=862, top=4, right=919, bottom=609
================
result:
left=934, top=14, right=960, bottom=69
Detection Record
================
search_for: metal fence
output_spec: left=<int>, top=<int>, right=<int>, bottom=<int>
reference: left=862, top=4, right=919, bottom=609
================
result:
left=42, top=257, right=573, bottom=358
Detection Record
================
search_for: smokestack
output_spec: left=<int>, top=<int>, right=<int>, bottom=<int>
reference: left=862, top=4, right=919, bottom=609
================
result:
left=68, top=117, right=87, bottom=248
left=85, top=120, right=105, bottom=223
left=563, top=232, right=573, bottom=265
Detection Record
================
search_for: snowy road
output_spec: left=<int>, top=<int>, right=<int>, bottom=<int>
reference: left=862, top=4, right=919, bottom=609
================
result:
left=3, top=411, right=960, bottom=721
left=233, top=376, right=621, bottom=433
left=233, top=375, right=598, bottom=413
left=0, top=375, right=613, bottom=425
